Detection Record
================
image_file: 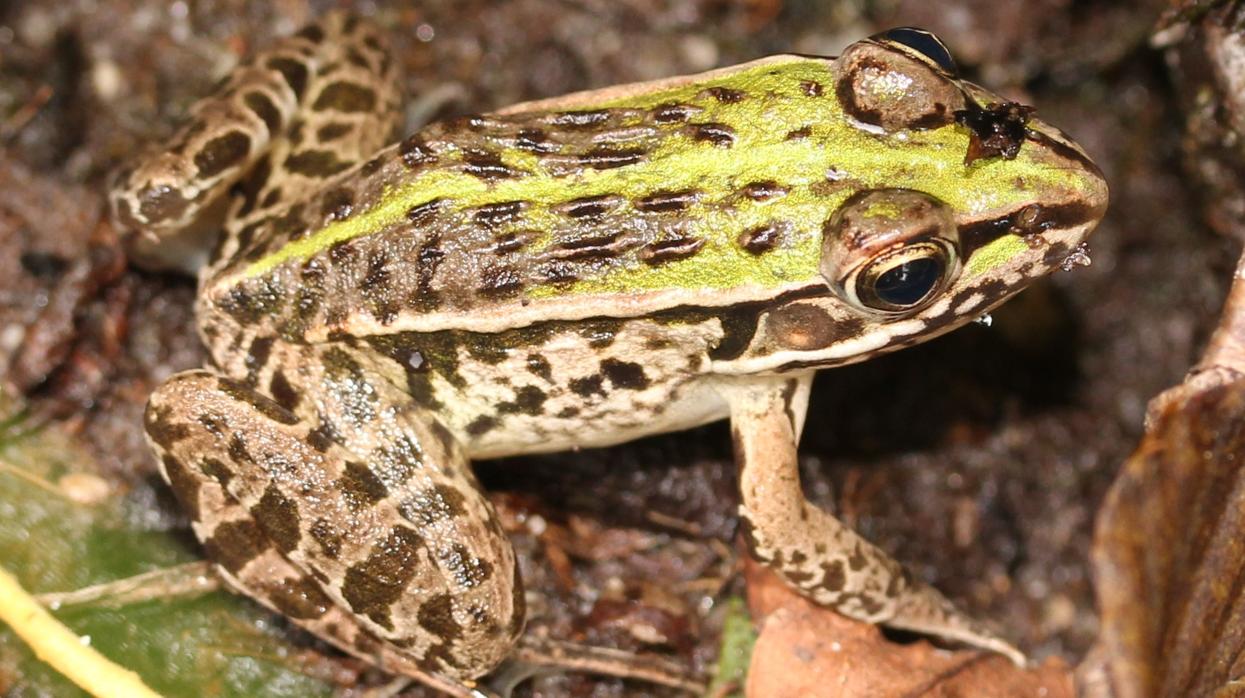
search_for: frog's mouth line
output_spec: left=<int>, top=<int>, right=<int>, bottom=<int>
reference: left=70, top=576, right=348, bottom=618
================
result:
left=721, top=212, right=1098, bottom=376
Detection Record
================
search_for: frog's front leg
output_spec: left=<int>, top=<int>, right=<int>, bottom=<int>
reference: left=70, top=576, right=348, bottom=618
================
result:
left=720, top=374, right=1025, bottom=664
left=144, top=361, right=523, bottom=691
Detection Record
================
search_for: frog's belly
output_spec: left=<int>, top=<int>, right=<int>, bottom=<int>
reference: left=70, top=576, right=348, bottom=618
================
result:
left=460, top=375, right=728, bottom=459
left=413, top=317, right=728, bottom=460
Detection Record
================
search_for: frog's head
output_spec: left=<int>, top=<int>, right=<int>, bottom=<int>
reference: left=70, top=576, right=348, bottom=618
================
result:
left=719, top=28, right=1109, bottom=374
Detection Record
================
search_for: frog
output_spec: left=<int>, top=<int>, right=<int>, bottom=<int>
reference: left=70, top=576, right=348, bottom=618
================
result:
left=109, top=12, right=1108, bottom=696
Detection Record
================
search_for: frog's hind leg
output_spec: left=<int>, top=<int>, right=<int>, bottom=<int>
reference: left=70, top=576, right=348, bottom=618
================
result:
left=720, top=374, right=1026, bottom=664
left=110, top=12, right=402, bottom=274
left=144, top=359, right=523, bottom=691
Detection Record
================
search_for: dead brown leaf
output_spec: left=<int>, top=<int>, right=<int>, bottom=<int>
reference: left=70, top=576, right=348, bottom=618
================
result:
left=743, top=557, right=1074, bottom=697
left=1089, top=379, right=1245, bottom=698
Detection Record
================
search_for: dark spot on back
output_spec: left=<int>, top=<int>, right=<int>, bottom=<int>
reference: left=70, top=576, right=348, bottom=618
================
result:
left=554, top=231, right=623, bottom=261
left=818, top=559, right=847, bottom=593
left=287, top=118, right=306, bottom=146
left=267, top=57, right=309, bottom=99
left=738, top=222, right=786, bottom=254
left=361, top=155, right=384, bottom=176
left=362, top=251, right=390, bottom=290
left=252, top=484, right=302, bottom=554
left=306, top=421, right=340, bottom=452
left=514, top=128, right=556, bottom=153
left=741, top=181, right=789, bottom=201
left=320, top=186, right=354, bottom=221
left=285, top=149, right=351, bottom=177
left=295, top=23, right=325, bottom=43
left=498, top=385, right=547, bottom=416
left=341, top=527, right=424, bottom=631
left=269, top=370, right=300, bottom=411
left=204, top=519, right=271, bottom=573
left=199, top=458, right=233, bottom=488
left=491, top=230, right=535, bottom=255
left=243, top=92, right=282, bottom=134
left=345, top=47, right=371, bottom=70
left=569, top=374, right=606, bottom=397
left=417, top=593, right=462, bottom=641
left=438, top=544, right=494, bottom=589
left=406, top=197, right=447, bottom=227
left=135, top=184, right=191, bottom=224
left=312, top=81, right=377, bottom=113
left=550, top=109, right=611, bottom=128
left=400, top=136, right=437, bottom=169
left=329, top=238, right=356, bottom=263
left=702, top=86, right=745, bottom=103
left=557, top=194, right=619, bottom=220
left=194, top=131, right=251, bottom=178
left=526, top=354, right=552, bottom=382
left=399, top=485, right=468, bottom=526
left=145, top=404, right=192, bottom=449
left=216, top=376, right=300, bottom=425
left=537, top=261, right=578, bottom=286
left=316, top=122, right=353, bottom=143
left=159, top=454, right=202, bottom=519
left=638, top=236, right=704, bottom=265
left=576, top=146, right=645, bottom=170
left=228, top=433, right=252, bottom=464
left=413, top=233, right=445, bottom=311
left=686, top=122, right=735, bottom=147
left=429, top=421, right=458, bottom=454
left=652, top=102, right=697, bottom=123
left=463, top=150, right=522, bottom=181
left=339, top=461, right=390, bottom=511
left=635, top=189, right=698, bottom=213
left=466, top=415, right=498, bottom=436
left=600, top=358, right=649, bottom=390
left=785, top=126, right=812, bottom=140
left=473, top=200, right=526, bottom=228
left=478, top=265, right=523, bottom=298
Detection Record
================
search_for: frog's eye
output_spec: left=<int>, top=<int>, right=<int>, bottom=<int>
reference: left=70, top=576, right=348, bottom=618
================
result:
left=854, top=241, right=953, bottom=312
left=875, top=28, right=957, bottom=75
left=834, top=32, right=967, bottom=131
left=821, top=189, right=961, bottom=316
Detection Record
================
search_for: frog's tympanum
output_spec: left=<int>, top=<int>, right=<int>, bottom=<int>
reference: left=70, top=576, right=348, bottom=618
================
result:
left=111, top=14, right=1107, bottom=693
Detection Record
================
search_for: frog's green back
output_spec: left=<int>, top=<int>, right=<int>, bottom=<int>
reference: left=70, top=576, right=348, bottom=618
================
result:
left=207, top=53, right=1101, bottom=345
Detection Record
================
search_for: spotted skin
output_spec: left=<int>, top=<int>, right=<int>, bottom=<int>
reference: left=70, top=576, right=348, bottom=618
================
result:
left=722, top=375, right=1022, bottom=661
left=147, top=356, right=522, bottom=682
left=111, top=13, right=401, bottom=275
left=112, top=13, right=1108, bottom=692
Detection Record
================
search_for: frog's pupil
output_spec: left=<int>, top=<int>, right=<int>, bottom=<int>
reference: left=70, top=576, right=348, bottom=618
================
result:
left=873, top=257, right=943, bottom=307
left=879, top=27, right=957, bottom=75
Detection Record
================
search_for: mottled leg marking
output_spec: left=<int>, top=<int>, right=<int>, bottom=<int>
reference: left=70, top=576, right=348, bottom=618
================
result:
left=111, top=11, right=402, bottom=273
left=145, top=366, right=523, bottom=685
left=721, top=374, right=1025, bottom=664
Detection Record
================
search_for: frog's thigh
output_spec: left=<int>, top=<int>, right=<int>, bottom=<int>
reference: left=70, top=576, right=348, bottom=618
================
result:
left=145, top=369, right=523, bottom=682
left=723, top=375, right=1024, bottom=663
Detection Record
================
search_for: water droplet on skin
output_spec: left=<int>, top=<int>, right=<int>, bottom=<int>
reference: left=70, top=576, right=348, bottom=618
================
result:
left=1060, top=242, right=1092, bottom=271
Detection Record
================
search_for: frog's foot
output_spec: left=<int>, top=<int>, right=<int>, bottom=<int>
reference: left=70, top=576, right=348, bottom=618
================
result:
left=721, top=375, right=1025, bottom=665
left=144, top=367, right=524, bottom=687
